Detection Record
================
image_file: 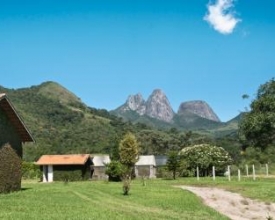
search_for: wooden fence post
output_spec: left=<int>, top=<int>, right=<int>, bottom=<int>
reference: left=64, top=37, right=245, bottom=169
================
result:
left=266, top=164, right=269, bottom=177
left=238, top=169, right=241, bottom=181
left=252, top=164, right=256, bottom=180
left=196, top=166, right=200, bottom=181
left=228, top=165, right=231, bottom=181
left=212, top=166, right=216, bottom=181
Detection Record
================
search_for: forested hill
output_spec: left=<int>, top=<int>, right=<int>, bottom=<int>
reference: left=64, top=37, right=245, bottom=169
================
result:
left=0, top=81, right=240, bottom=161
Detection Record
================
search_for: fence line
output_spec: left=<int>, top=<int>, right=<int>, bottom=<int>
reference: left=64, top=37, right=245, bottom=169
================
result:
left=195, top=163, right=273, bottom=181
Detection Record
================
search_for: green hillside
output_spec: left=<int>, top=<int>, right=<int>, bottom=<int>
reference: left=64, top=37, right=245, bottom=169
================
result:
left=0, top=82, right=118, bottom=161
left=0, top=82, right=241, bottom=161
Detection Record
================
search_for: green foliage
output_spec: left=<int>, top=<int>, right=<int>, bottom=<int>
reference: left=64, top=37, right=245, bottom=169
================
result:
left=118, top=132, right=139, bottom=195
left=240, top=146, right=275, bottom=166
left=0, top=144, right=22, bottom=193
left=119, top=132, right=139, bottom=168
left=22, top=161, right=42, bottom=180
left=122, top=177, right=131, bottom=195
left=166, top=151, right=181, bottom=179
left=239, top=78, right=275, bottom=150
left=105, top=160, right=126, bottom=181
left=180, top=144, right=233, bottom=176
left=53, top=169, right=90, bottom=182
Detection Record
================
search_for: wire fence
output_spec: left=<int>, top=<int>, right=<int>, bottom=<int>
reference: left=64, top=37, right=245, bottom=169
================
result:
left=196, top=163, right=275, bottom=181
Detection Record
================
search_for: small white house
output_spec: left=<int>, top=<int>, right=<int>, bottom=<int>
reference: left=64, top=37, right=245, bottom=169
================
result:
left=135, top=155, right=156, bottom=178
left=35, top=154, right=92, bottom=182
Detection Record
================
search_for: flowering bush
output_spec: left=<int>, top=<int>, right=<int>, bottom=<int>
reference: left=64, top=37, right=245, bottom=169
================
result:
left=179, top=144, right=232, bottom=176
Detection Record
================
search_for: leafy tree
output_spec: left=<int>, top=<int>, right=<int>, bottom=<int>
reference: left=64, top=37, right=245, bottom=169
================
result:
left=119, top=132, right=139, bottom=195
left=166, top=151, right=181, bottom=179
left=105, top=161, right=126, bottom=182
left=239, top=78, right=275, bottom=151
left=119, top=132, right=139, bottom=167
left=179, top=144, right=232, bottom=176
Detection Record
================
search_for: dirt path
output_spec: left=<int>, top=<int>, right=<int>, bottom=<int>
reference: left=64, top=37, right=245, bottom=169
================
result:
left=181, top=186, right=275, bottom=220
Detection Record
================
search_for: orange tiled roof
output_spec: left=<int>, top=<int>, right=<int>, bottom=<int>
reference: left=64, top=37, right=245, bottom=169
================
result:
left=36, top=154, right=91, bottom=165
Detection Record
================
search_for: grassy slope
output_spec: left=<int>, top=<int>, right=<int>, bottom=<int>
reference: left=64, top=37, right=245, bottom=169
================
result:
left=0, top=180, right=229, bottom=220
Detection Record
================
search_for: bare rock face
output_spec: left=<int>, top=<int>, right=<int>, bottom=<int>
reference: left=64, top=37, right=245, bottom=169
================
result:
left=145, top=89, right=174, bottom=123
left=178, top=100, right=220, bottom=122
left=120, top=93, right=146, bottom=115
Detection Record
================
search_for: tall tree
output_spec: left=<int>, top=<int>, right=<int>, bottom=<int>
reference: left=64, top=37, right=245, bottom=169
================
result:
left=166, top=151, right=181, bottom=180
left=239, top=78, right=275, bottom=151
left=119, top=132, right=139, bottom=195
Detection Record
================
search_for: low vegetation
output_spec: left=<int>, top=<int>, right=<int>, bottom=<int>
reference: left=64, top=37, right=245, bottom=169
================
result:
left=0, top=180, right=230, bottom=220
left=2, top=177, right=275, bottom=219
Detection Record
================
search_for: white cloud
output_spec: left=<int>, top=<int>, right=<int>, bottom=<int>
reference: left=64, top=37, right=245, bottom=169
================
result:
left=204, top=0, right=241, bottom=35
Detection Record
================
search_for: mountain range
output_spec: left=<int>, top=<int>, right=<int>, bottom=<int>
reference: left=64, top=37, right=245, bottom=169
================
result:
left=112, top=89, right=241, bottom=136
left=0, top=81, right=241, bottom=161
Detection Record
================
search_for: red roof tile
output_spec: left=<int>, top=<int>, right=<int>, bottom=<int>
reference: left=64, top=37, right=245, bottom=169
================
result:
left=36, top=154, right=91, bottom=165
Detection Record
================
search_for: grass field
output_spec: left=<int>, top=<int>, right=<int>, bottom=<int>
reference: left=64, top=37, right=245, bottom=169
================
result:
left=1, top=177, right=274, bottom=220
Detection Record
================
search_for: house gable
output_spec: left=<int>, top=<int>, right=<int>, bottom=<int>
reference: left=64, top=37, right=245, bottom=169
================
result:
left=0, top=93, right=34, bottom=193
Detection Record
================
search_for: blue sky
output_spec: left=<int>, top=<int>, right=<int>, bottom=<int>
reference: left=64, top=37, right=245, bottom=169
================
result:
left=0, top=0, right=274, bottom=122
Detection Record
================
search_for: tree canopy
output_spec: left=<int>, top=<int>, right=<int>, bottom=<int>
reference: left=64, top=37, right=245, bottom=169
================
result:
left=239, top=78, right=275, bottom=151
left=166, top=151, right=181, bottom=179
left=179, top=144, right=232, bottom=176
left=119, top=132, right=139, bottom=168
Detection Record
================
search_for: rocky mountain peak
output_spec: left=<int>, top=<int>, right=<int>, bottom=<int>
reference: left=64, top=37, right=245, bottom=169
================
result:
left=178, top=100, right=220, bottom=122
left=118, top=93, right=146, bottom=115
left=145, top=89, right=174, bottom=123
left=125, top=93, right=146, bottom=115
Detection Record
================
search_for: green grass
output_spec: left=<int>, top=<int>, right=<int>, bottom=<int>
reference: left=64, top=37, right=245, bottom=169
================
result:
left=0, top=179, right=229, bottom=220
left=1, top=177, right=275, bottom=220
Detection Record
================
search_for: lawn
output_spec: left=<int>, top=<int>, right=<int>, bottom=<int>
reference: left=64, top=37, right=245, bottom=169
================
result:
left=1, top=177, right=275, bottom=220
left=0, top=179, right=229, bottom=220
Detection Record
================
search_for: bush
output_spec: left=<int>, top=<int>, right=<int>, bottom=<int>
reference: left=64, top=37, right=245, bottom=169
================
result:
left=54, top=170, right=90, bottom=182
left=0, top=144, right=22, bottom=193
left=105, top=161, right=126, bottom=181
left=22, top=161, right=42, bottom=180
left=180, top=144, right=233, bottom=177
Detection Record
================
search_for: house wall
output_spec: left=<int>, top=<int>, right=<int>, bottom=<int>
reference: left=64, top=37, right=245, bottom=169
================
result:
left=92, top=166, right=108, bottom=180
left=135, top=165, right=156, bottom=178
left=44, top=163, right=92, bottom=182
left=0, top=109, right=22, bottom=193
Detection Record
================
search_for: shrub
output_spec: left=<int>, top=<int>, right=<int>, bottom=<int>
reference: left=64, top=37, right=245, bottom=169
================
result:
left=180, top=144, right=233, bottom=177
left=53, top=170, right=90, bottom=182
left=22, top=161, right=42, bottom=179
left=105, top=161, right=126, bottom=181
left=0, top=144, right=22, bottom=193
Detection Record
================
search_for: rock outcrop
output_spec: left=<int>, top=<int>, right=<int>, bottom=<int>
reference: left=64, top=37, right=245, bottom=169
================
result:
left=114, top=91, right=221, bottom=124
left=178, top=100, right=220, bottom=122
left=115, top=89, right=174, bottom=123
left=145, top=89, right=174, bottom=123
left=121, top=93, right=146, bottom=115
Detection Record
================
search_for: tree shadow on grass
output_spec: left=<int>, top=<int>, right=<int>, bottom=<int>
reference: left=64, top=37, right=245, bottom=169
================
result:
left=21, top=187, right=32, bottom=191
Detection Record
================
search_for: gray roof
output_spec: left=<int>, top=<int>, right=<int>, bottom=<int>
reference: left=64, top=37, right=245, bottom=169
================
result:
left=92, top=155, right=110, bottom=166
left=135, top=155, right=156, bottom=166
left=155, top=155, right=167, bottom=166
